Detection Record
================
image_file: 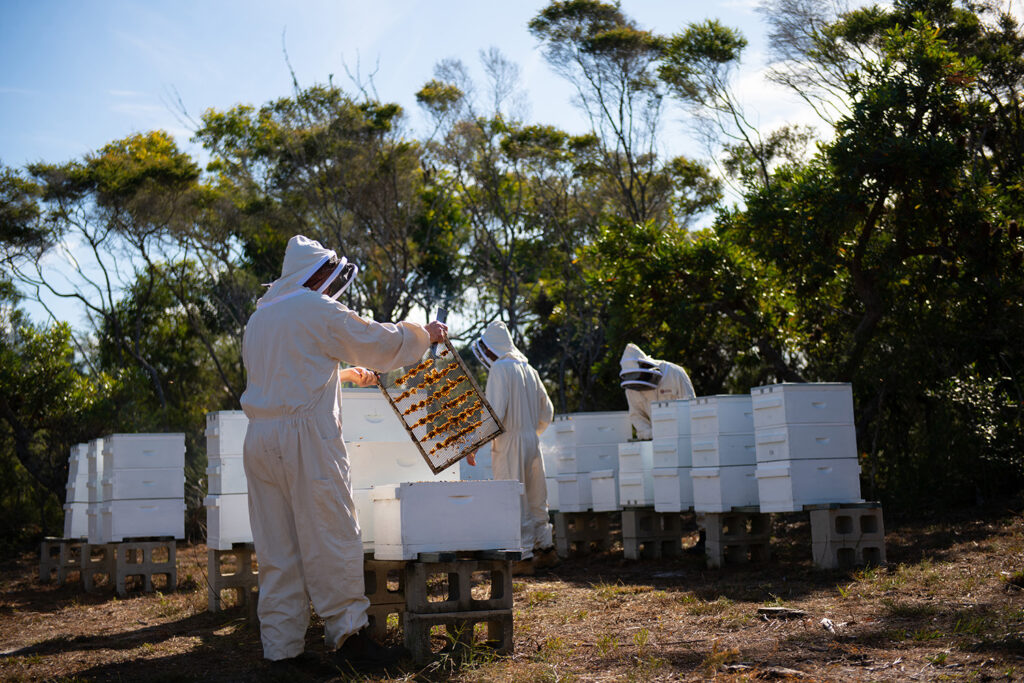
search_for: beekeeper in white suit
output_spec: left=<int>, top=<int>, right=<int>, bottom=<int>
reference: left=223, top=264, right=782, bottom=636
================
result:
left=619, top=343, right=696, bottom=440
left=473, top=321, right=556, bottom=571
left=241, top=235, right=447, bottom=668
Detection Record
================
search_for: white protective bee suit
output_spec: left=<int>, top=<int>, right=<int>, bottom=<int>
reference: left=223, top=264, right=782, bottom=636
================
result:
left=240, top=235, right=430, bottom=661
left=620, top=343, right=696, bottom=440
left=477, top=321, right=554, bottom=557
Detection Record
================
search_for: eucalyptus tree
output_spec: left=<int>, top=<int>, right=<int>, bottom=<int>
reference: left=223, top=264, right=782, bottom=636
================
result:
left=194, top=83, right=465, bottom=324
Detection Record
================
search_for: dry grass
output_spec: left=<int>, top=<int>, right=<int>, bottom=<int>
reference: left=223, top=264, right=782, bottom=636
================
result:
left=2, top=505, right=1024, bottom=682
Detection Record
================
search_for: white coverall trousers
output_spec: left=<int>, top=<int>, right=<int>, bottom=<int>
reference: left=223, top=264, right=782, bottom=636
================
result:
left=244, top=411, right=367, bottom=661
left=491, top=430, right=552, bottom=555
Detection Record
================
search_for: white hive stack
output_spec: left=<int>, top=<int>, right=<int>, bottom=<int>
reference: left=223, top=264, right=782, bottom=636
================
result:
left=63, top=443, right=90, bottom=539
left=204, top=411, right=252, bottom=550
left=690, top=395, right=759, bottom=513
left=617, top=441, right=654, bottom=508
left=86, top=438, right=106, bottom=544
left=650, top=400, right=694, bottom=512
left=101, top=434, right=185, bottom=542
left=371, top=480, right=523, bottom=560
left=752, top=383, right=863, bottom=512
left=552, top=412, right=631, bottom=512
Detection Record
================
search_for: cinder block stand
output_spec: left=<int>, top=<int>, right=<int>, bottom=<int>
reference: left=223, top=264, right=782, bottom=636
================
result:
left=621, top=508, right=685, bottom=560
left=115, top=538, right=176, bottom=596
left=364, top=556, right=406, bottom=640
left=402, top=551, right=516, bottom=664
left=808, top=502, right=886, bottom=569
left=700, top=507, right=772, bottom=569
left=39, top=538, right=87, bottom=585
left=553, top=511, right=615, bottom=558
left=208, top=543, right=258, bottom=612
left=82, top=543, right=116, bottom=591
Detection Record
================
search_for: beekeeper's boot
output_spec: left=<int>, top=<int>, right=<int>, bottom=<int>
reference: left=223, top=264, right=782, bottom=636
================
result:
left=333, top=630, right=408, bottom=670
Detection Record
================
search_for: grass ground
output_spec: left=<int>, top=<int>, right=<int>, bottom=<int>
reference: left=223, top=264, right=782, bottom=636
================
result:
left=1, top=503, right=1023, bottom=682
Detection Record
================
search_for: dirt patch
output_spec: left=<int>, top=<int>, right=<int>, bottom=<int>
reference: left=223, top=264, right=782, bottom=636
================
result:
left=2, top=508, right=1023, bottom=682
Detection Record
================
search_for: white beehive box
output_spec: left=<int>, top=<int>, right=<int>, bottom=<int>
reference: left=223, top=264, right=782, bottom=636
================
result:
left=652, top=436, right=692, bottom=469
left=691, top=433, right=756, bottom=468
left=63, top=502, right=89, bottom=539
left=103, top=468, right=184, bottom=501
left=553, top=411, right=632, bottom=449
left=755, top=423, right=857, bottom=463
left=102, top=499, right=185, bottom=542
left=555, top=473, right=592, bottom=512
left=205, top=410, right=248, bottom=459
left=86, top=480, right=103, bottom=505
left=68, top=443, right=89, bottom=480
left=87, top=507, right=106, bottom=544
left=87, top=438, right=105, bottom=482
left=66, top=479, right=89, bottom=504
left=589, top=470, right=619, bottom=512
left=371, top=480, right=523, bottom=560
left=341, top=388, right=407, bottom=442
left=353, top=487, right=374, bottom=549
left=691, top=465, right=759, bottom=513
left=653, top=467, right=694, bottom=512
left=556, top=443, right=619, bottom=474
left=750, top=383, right=854, bottom=429
left=104, top=434, right=185, bottom=470
left=618, top=441, right=654, bottom=473
left=347, top=441, right=459, bottom=489
left=619, top=470, right=654, bottom=507
left=546, top=476, right=559, bottom=511
left=651, top=400, right=692, bottom=440
left=691, top=395, right=754, bottom=436
left=206, top=459, right=248, bottom=495
left=756, top=458, right=863, bottom=512
left=205, top=493, right=252, bottom=549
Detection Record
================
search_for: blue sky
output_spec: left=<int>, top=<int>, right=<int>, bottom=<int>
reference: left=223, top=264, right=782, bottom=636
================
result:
left=0, top=0, right=808, bottom=170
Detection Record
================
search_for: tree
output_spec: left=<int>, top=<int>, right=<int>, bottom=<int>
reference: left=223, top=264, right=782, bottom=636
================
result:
left=194, top=82, right=466, bottom=323
left=709, top=0, right=1024, bottom=503
left=0, top=309, right=118, bottom=536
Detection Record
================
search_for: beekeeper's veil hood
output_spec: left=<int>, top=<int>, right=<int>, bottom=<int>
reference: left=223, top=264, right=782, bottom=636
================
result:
left=620, top=343, right=663, bottom=390
left=473, top=320, right=526, bottom=367
left=257, top=235, right=358, bottom=309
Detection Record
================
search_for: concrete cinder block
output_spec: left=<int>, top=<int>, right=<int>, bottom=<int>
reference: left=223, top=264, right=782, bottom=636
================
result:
left=207, top=543, right=258, bottom=612
left=403, top=609, right=513, bottom=664
left=621, top=509, right=684, bottom=560
left=405, top=559, right=512, bottom=614
left=115, top=539, right=176, bottom=596
left=553, top=511, right=614, bottom=558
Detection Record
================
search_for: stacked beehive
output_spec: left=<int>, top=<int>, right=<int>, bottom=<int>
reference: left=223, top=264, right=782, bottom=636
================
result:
left=690, top=395, right=759, bottom=513
left=86, top=438, right=106, bottom=544
left=551, top=412, right=632, bottom=512
left=650, top=400, right=694, bottom=512
left=752, top=383, right=862, bottom=512
left=204, top=411, right=251, bottom=549
left=63, top=443, right=89, bottom=539
left=101, top=434, right=185, bottom=542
